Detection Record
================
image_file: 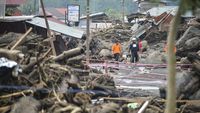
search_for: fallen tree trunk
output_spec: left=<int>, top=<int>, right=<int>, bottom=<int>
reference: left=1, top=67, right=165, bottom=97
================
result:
left=0, top=49, right=24, bottom=61
left=67, top=55, right=86, bottom=68
left=53, top=47, right=85, bottom=62
left=23, top=48, right=51, bottom=73
left=187, top=53, right=200, bottom=72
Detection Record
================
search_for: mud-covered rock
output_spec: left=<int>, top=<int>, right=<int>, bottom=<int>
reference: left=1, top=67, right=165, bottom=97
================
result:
left=99, top=49, right=112, bottom=57
left=11, top=96, right=40, bottom=113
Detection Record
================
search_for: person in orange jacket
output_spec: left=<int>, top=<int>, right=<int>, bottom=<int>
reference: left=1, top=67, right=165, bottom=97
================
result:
left=112, top=40, right=122, bottom=61
left=163, top=41, right=177, bottom=53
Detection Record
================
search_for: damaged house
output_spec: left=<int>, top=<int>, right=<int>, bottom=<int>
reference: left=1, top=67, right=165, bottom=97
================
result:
left=79, top=12, right=112, bottom=30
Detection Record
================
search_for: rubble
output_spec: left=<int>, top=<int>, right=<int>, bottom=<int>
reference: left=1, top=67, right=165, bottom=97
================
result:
left=0, top=15, right=200, bottom=113
left=0, top=31, right=123, bottom=113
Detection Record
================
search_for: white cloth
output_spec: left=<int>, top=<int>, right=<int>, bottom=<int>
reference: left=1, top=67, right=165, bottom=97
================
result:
left=132, top=44, right=137, bottom=47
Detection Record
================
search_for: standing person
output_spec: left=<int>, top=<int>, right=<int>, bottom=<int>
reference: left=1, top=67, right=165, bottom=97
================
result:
left=129, top=38, right=139, bottom=63
left=138, top=39, right=142, bottom=53
left=112, top=40, right=122, bottom=61
left=163, top=41, right=177, bottom=53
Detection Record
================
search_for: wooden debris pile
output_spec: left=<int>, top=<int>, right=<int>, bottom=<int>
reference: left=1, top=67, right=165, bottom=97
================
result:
left=0, top=31, right=120, bottom=113
left=1, top=20, right=200, bottom=112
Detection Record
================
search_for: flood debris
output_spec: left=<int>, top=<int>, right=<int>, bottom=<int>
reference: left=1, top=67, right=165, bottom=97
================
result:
left=0, top=9, right=200, bottom=113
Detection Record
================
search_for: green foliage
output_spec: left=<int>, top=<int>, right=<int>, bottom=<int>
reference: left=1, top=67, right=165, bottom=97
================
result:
left=180, top=0, right=200, bottom=14
left=105, top=8, right=122, bottom=20
left=149, top=0, right=161, bottom=3
left=5, top=7, right=16, bottom=16
left=19, top=0, right=39, bottom=15
left=42, top=0, right=137, bottom=17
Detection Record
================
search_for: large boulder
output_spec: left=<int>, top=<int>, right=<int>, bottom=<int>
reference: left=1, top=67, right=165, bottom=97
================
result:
left=99, top=49, right=112, bottom=57
left=10, top=96, right=40, bottom=113
left=176, top=26, right=200, bottom=48
left=144, top=51, right=165, bottom=64
left=185, top=37, right=200, bottom=50
left=197, top=50, right=200, bottom=56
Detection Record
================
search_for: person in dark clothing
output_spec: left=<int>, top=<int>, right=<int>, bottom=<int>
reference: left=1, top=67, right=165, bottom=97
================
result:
left=129, top=38, right=139, bottom=63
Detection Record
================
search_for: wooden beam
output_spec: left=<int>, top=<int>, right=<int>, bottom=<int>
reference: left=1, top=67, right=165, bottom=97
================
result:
left=40, top=0, right=56, bottom=56
left=10, top=27, right=32, bottom=50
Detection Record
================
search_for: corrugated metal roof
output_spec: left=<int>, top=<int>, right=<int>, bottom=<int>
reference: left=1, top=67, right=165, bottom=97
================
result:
left=6, top=0, right=25, bottom=5
left=47, top=17, right=65, bottom=25
left=143, top=6, right=177, bottom=16
left=0, top=15, right=34, bottom=22
left=132, top=23, right=152, bottom=38
left=144, top=6, right=194, bottom=18
left=80, top=12, right=106, bottom=19
left=26, top=17, right=84, bottom=39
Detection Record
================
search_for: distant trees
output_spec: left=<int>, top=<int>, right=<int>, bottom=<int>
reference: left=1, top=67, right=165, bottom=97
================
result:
left=104, top=8, right=122, bottom=20
left=42, top=0, right=137, bottom=16
left=12, top=0, right=138, bottom=19
left=19, top=0, right=39, bottom=15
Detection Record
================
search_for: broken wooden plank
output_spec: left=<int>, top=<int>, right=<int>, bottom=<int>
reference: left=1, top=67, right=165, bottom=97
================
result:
left=0, top=106, right=11, bottom=113
left=0, top=49, right=24, bottom=61
left=157, top=99, right=200, bottom=103
left=102, top=97, right=149, bottom=103
left=10, top=27, right=32, bottom=50
left=40, top=0, right=56, bottom=56
left=138, top=101, right=149, bottom=113
left=0, top=90, right=33, bottom=99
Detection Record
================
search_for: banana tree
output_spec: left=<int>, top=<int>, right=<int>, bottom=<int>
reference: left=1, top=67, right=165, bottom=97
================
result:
left=165, top=0, right=200, bottom=113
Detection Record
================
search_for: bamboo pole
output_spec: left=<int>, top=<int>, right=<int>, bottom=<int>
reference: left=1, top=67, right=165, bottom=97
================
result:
left=138, top=101, right=149, bottom=113
left=0, top=90, right=33, bottom=99
left=165, top=0, right=183, bottom=113
left=40, top=0, right=56, bottom=56
left=86, top=0, right=90, bottom=66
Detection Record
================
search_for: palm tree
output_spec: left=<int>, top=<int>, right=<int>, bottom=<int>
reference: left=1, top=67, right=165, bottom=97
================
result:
left=165, top=0, right=200, bottom=113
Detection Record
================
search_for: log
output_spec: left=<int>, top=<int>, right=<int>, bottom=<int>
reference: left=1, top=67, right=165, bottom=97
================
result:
left=0, top=106, right=11, bottom=113
left=40, top=0, right=56, bottom=56
left=0, top=90, right=33, bottom=99
left=148, top=105, right=163, bottom=113
left=156, top=99, right=200, bottom=103
left=138, top=101, right=149, bottom=113
left=176, top=26, right=199, bottom=48
left=67, top=55, right=86, bottom=65
left=0, top=49, right=24, bottom=61
left=176, top=71, right=194, bottom=98
left=48, top=63, right=71, bottom=73
left=183, top=104, right=200, bottom=112
left=182, top=76, right=200, bottom=99
left=187, top=53, right=200, bottom=72
left=23, top=48, right=51, bottom=73
left=102, top=97, right=148, bottom=103
left=67, top=55, right=86, bottom=69
left=10, top=27, right=32, bottom=50
left=53, top=47, right=85, bottom=62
